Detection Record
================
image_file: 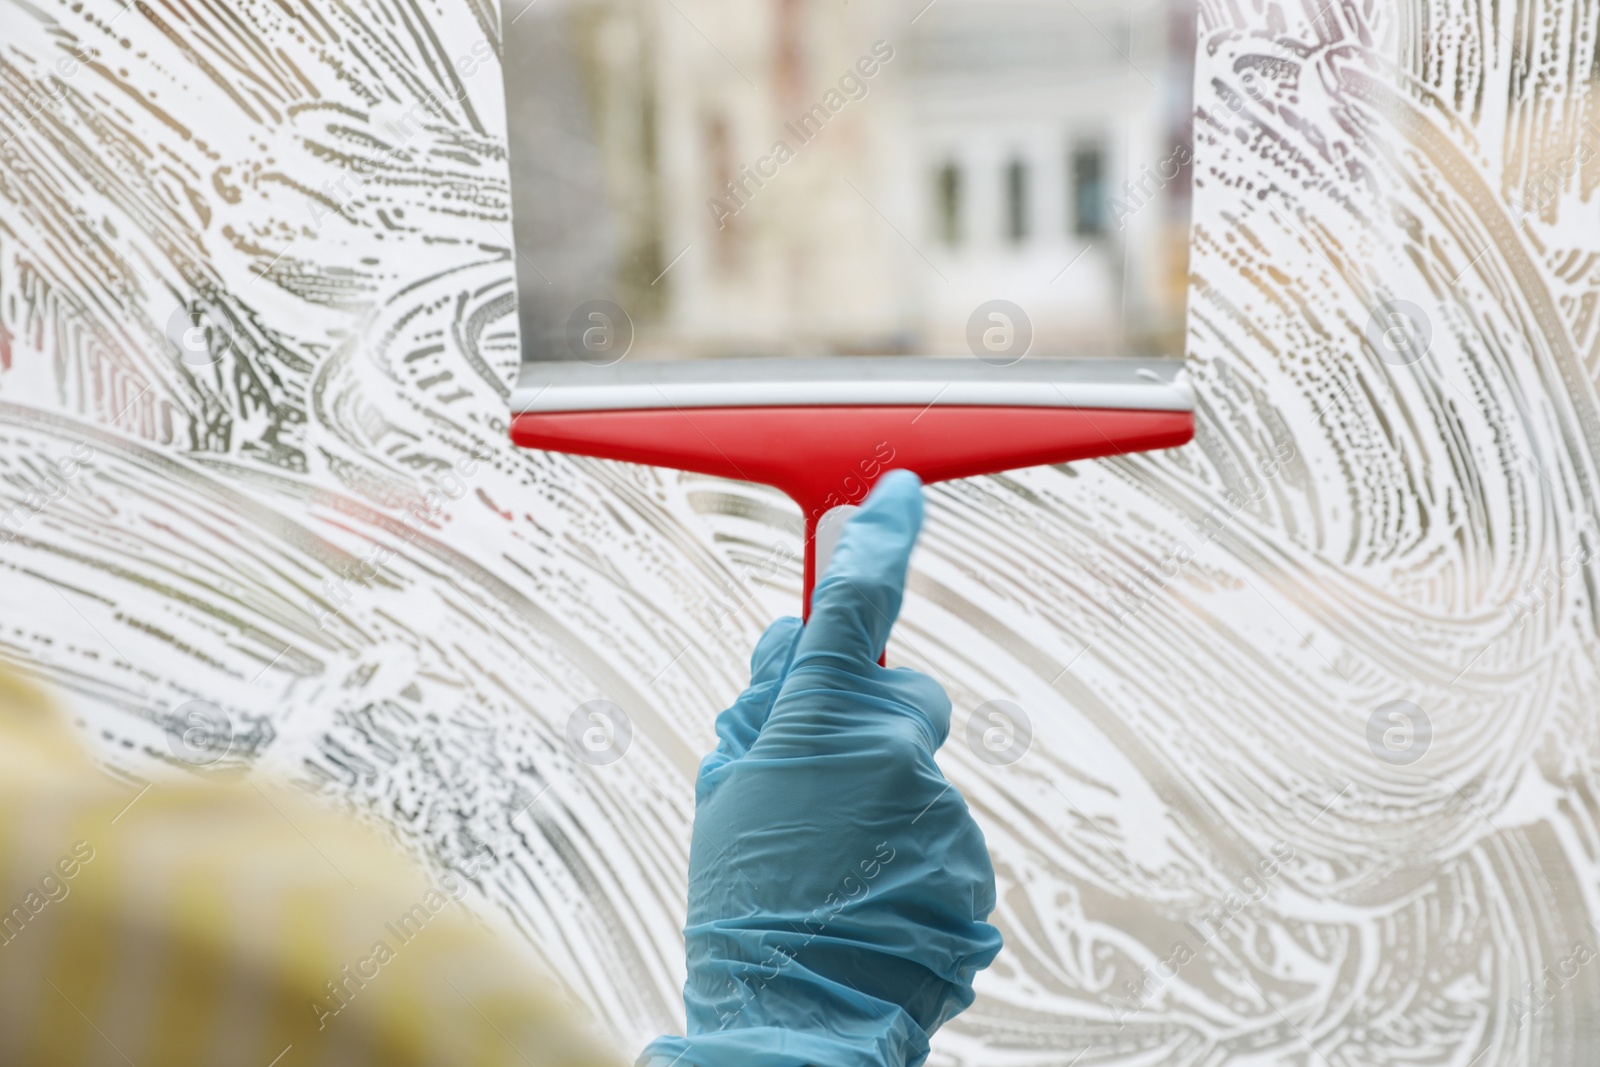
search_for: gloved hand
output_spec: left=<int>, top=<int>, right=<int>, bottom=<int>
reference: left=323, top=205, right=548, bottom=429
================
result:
left=639, top=470, right=1003, bottom=1067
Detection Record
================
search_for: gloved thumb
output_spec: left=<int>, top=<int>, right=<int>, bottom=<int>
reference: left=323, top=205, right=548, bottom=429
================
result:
left=795, top=469, right=923, bottom=669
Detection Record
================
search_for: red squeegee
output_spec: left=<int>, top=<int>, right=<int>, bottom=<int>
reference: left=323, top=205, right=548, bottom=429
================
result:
left=509, top=358, right=1194, bottom=617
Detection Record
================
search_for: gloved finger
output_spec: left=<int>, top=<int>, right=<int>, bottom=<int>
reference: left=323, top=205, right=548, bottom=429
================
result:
left=704, top=616, right=803, bottom=768
left=795, top=469, right=923, bottom=667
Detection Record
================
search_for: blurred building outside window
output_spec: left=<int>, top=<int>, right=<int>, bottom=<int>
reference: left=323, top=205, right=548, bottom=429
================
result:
left=504, top=0, right=1195, bottom=360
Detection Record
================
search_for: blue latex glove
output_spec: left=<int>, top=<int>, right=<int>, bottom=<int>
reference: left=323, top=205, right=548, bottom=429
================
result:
left=640, top=470, right=1003, bottom=1067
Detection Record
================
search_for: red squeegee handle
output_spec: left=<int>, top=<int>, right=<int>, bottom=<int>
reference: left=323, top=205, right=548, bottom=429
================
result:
left=511, top=403, right=1195, bottom=644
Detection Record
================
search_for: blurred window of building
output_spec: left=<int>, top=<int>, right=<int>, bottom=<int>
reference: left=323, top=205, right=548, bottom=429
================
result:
left=1072, top=141, right=1108, bottom=236
left=1005, top=158, right=1030, bottom=243
left=705, top=114, right=740, bottom=272
left=773, top=0, right=806, bottom=105
left=936, top=161, right=963, bottom=246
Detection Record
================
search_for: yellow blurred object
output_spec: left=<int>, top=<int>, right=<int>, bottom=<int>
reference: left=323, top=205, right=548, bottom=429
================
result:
left=0, top=670, right=621, bottom=1067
